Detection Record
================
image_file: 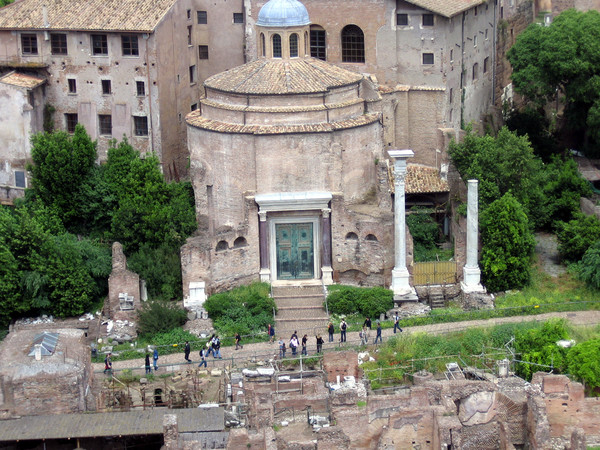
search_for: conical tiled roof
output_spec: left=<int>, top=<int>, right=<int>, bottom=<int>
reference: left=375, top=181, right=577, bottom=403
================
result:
left=204, top=58, right=363, bottom=95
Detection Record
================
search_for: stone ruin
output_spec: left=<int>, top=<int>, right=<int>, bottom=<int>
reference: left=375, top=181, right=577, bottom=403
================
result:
left=106, top=242, right=147, bottom=341
left=229, top=350, right=600, bottom=449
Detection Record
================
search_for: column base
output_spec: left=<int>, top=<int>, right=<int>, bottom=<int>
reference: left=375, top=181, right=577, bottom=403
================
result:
left=259, top=268, right=271, bottom=283
left=321, top=266, right=333, bottom=285
left=461, top=266, right=486, bottom=294
left=391, top=268, right=418, bottom=301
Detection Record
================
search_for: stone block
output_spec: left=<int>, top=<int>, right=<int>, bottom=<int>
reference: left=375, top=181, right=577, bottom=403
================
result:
left=211, top=369, right=222, bottom=377
left=542, top=375, right=569, bottom=394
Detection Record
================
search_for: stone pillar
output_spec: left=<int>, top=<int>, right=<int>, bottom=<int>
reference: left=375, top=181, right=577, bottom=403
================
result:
left=461, top=179, right=485, bottom=293
left=163, top=414, right=179, bottom=450
left=388, top=150, right=417, bottom=301
left=321, top=208, right=333, bottom=285
left=258, top=211, right=270, bottom=282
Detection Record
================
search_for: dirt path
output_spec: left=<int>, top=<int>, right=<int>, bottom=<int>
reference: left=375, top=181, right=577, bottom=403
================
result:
left=94, top=310, right=600, bottom=374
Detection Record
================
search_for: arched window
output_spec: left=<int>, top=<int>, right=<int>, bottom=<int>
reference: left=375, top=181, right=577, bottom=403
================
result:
left=310, top=25, right=326, bottom=60
left=341, top=25, right=364, bottom=63
left=345, top=232, right=358, bottom=240
left=272, top=34, right=282, bottom=58
left=216, top=240, right=228, bottom=251
left=289, top=33, right=298, bottom=58
left=234, top=237, right=248, bottom=248
left=260, top=33, right=265, bottom=57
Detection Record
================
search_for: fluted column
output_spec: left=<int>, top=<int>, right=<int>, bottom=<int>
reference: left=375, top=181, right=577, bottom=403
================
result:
left=388, top=150, right=417, bottom=299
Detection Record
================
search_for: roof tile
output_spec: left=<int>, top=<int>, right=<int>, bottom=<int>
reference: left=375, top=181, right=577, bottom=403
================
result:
left=404, top=0, right=486, bottom=18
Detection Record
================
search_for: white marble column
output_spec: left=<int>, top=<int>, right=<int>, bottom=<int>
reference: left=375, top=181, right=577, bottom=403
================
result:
left=388, top=150, right=417, bottom=300
left=461, top=179, right=485, bottom=293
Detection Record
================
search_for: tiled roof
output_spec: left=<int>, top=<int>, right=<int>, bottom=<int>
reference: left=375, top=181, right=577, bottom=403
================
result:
left=404, top=0, right=486, bottom=18
left=0, top=71, right=45, bottom=89
left=204, top=58, right=363, bottom=95
left=0, top=408, right=224, bottom=441
left=0, top=0, right=178, bottom=32
left=200, top=97, right=364, bottom=113
left=186, top=111, right=381, bottom=134
left=390, top=164, right=449, bottom=194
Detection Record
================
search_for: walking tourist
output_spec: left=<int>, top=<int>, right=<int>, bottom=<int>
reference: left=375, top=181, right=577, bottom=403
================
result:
left=104, top=353, right=112, bottom=374
left=153, top=348, right=159, bottom=371
left=316, top=335, right=324, bottom=353
left=184, top=341, right=191, bottom=363
left=327, top=321, right=334, bottom=342
left=198, top=348, right=207, bottom=368
left=235, top=333, right=243, bottom=350
left=340, top=319, right=347, bottom=342
left=145, top=353, right=152, bottom=374
left=374, top=321, right=382, bottom=344
left=301, top=334, right=308, bottom=356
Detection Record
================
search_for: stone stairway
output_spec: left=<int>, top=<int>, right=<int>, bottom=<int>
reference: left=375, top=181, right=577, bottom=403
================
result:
left=273, top=284, right=330, bottom=339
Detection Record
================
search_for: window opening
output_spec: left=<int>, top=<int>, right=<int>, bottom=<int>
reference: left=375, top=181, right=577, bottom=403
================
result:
left=189, top=65, right=196, bottom=84
left=133, top=116, right=148, bottom=136
left=310, top=27, right=326, bottom=60
left=21, top=34, right=38, bottom=55
left=422, top=14, right=434, bottom=26
left=233, top=13, right=243, bottom=23
left=136, top=81, right=145, bottom=96
left=423, top=52, right=434, bottom=65
left=99, top=114, right=112, bottom=135
left=272, top=34, right=282, bottom=58
left=341, top=25, right=364, bottom=63
left=65, top=113, right=78, bottom=133
left=289, top=33, right=298, bottom=58
left=51, top=34, right=67, bottom=55
left=261, top=33, right=266, bottom=57
left=91, top=34, right=108, bottom=55
left=101, top=79, right=111, bottom=95
left=68, top=78, right=77, bottom=94
left=198, top=45, right=209, bottom=59
left=197, top=10, right=207, bottom=24
left=122, top=35, right=139, bottom=56
left=15, top=170, right=26, bottom=188
left=397, top=13, right=408, bottom=26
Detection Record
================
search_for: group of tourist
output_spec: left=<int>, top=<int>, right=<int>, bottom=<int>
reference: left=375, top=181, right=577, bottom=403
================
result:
left=104, top=315, right=405, bottom=374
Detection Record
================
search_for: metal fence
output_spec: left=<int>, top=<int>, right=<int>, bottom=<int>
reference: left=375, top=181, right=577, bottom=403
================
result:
left=413, top=261, right=457, bottom=285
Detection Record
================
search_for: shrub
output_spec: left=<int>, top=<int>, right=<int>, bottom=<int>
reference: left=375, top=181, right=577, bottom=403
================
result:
left=578, top=240, right=600, bottom=289
left=137, top=299, right=187, bottom=337
left=514, top=319, right=570, bottom=380
left=557, top=213, right=600, bottom=263
left=566, top=339, right=600, bottom=392
left=480, top=193, right=536, bottom=292
left=128, top=242, right=183, bottom=300
left=204, top=282, right=274, bottom=336
left=326, top=285, right=393, bottom=318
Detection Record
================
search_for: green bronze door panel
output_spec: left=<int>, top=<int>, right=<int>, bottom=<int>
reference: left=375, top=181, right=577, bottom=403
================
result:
left=276, top=223, right=314, bottom=279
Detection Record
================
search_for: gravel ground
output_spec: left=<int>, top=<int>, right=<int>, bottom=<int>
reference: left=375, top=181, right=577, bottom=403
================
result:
left=535, top=232, right=566, bottom=277
left=93, top=310, right=600, bottom=374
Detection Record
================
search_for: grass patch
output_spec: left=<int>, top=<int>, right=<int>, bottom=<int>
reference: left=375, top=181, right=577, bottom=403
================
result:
left=356, top=400, right=367, bottom=407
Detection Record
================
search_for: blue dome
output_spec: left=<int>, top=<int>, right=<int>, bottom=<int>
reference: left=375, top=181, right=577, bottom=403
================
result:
left=257, top=0, right=310, bottom=27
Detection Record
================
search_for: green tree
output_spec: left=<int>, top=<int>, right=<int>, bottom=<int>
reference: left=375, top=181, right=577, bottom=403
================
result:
left=507, top=9, right=600, bottom=155
left=128, top=243, right=183, bottom=299
left=480, top=193, right=536, bottom=292
left=449, top=127, right=549, bottom=228
left=544, top=157, right=593, bottom=224
left=105, top=139, right=197, bottom=253
left=28, top=124, right=97, bottom=230
left=578, top=240, right=600, bottom=289
left=556, top=213, right=600, bottom=263
left=567, top=339, right=600, bottom=391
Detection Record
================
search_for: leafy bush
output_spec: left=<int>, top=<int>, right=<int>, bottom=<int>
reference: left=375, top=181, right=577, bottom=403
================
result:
left=566, top=339, right=600, bottom=391
left=557, top=213, right=600, bottom=263
left=480, top=193, right=536, bottom=292
left=327, top=285, right=393, bottom=318
left=578, top=240, right=600, bottom=289
left=514, top=319, right=570, bottom=380
left=137, top=299, right=187, bottom=337
left=204, top=282, right=274, bottom=337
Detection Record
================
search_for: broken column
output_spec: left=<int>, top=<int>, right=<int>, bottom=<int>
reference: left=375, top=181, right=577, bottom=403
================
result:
left=461, top=179, right=485, bottom=293
left=388, top=149, right=417, bottom=301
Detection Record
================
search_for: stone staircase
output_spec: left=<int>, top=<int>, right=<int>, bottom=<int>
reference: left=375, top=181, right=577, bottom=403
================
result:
left=273, top=284, right=330, bottom=339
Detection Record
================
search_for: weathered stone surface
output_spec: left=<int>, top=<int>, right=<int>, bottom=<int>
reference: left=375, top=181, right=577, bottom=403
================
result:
left=458, top=391, right=497, bottom=426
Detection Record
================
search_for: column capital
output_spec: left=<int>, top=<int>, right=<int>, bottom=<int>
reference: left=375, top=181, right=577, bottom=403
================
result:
left=388, top=149, right=414, bottom=160
left=321, top=208, right=331, bottom=218
left=258, top=211, right=267, bottom=221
